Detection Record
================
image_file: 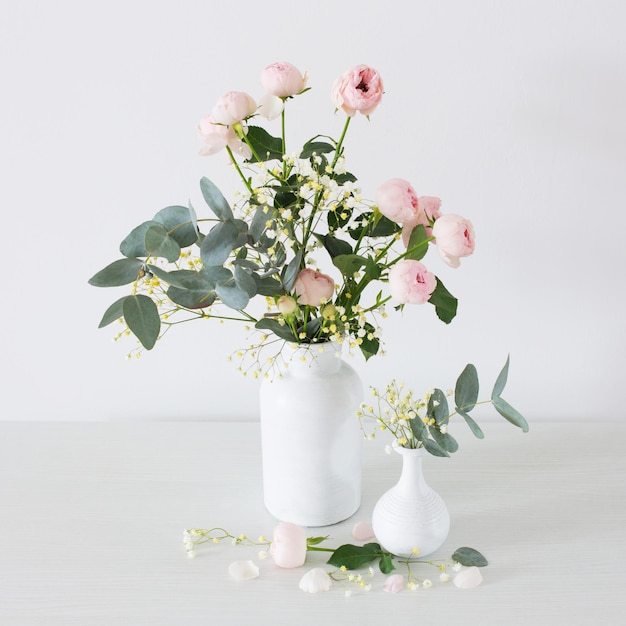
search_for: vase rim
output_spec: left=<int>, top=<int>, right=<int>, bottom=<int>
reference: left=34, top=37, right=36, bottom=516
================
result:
left=392, top=440, right=426, bottom=457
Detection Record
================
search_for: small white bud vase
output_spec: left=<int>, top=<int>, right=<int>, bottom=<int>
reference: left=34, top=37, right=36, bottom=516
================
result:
left=259, top=342, right=363, bottom=527
left=372, top=444, right=450, bottom=557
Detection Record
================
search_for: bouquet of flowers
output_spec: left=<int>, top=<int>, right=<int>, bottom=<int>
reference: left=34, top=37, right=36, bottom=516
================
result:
left=89, top=62, right=475, bottom=375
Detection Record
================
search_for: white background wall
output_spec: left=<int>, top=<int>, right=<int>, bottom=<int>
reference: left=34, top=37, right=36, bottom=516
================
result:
left=1, top=0, right=624, bottom=422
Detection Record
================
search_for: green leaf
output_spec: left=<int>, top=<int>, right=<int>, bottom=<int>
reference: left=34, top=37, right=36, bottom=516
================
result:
left=422, top=438, right=450, bottom=457
left=97, top=296, right=127, bottom=328
left=144, top=224, right=181, bottom=262
left=317, top=234, right=353, bottom=259
left=429, top=278, right=458, bottom=324
left=456, top=408, right=485, bottom=439
left=122, top=294, right=160, bottom=350
left=215, top=282, right=249, bottom=310
left=250, top=204, right=276, bottom=244
left=153, top=205, right=198, bottom=247
left=88, top=258, right=143, bottom=287
left=255, top=317, right=297, bottom=342
left=455, top=363, right=479, bottom=411
left=409, top=416, right=426, bottom=441
left=404, top=224, right=429, bottom=261
left=369, top=214, right=399, bottom=237
left=119, top=221, right=158, bottom=258
left=333, top=254, right=367, bottom=277
left=327, top=543, right=384, bottom=570
left=379, top=553, right=396, bottom=574
left=492, top=396, right=529, bottom=432
left=200, top=266, right=233, bottom=286
left=282, top=249, right=303, bottom=291
left=300, top=140, right=335, bottom=159
left=492, top=354, right=510, bottom=400
left=452, top=547, right=488, bottom=567
left=167, top=284, right=216, bottom=309
left=146, top=266, right=199, bottom=289
left=254, top=275, right=284, bottom=296
left=234, top=266, right=257, bottom=297
left=200, top=177, right=234, bottom=220
left=245, top=126, right=283, bottom=162
left=364, top=256, right=382, bottom=280
left=306, top=536, right=329, bottom=547
left=429, top=425, right=459, bottom=453
left=427, top=388, right=449, bottom=424
left=200, top=220, right=239, bottom=266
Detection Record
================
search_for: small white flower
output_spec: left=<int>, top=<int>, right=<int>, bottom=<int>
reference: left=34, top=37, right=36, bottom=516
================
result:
left=258, top=550, right=268, bottom=560
left=228, top=560, right=260, bottom=581
left=423, top=579, right=432, bottom=588
left=440, top=425, right=448, bottom=434
left=186, top=550, right=197, bottom=559
left=452, top=562, right=463, bottom=572
left=299, top=567, right=332, bottom=593
left=440, top=572, right=450, bottom=582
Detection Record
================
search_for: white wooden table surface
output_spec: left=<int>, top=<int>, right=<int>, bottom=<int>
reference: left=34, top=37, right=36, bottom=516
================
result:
left=1, top=421, right=625, bottom=625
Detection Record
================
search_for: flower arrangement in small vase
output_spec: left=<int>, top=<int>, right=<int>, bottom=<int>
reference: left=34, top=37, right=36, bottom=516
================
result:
left=358, top=356, right=528, bottom=556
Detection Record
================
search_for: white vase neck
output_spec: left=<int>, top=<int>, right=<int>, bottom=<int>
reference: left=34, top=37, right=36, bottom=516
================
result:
left=394, top=445, right=429, bottom=496
left=284, top=342, right=343, bottom=377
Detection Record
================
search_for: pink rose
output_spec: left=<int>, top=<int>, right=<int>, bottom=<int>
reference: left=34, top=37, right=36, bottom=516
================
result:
left=432, top=214, right=476, bottom=268
left=376, top=179, right=420, bottom=224
left=210, top=91, right=257, bottom=126
left=331, top=65, right=384, bottom=117
left=383, top=574, right=405, bottom=593
left=269, top=522, right=307, bottom=568
left=197, top=114, right=251, bottom=158
left=293, top=269, right=334, bottom=306
left=401, top=196, right=442, bottom=246
left=388, top=260, right=436, bottom=305
left=261, top=62, right=307, bottom=98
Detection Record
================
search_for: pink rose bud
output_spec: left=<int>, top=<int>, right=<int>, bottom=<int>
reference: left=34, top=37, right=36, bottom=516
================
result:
left=383, top=574, right=405, bottom=593
left=331, top=64, right=384, bottom=117
left=401, top=196, right=442, bottom=246
left=432, top=214, right=476, bottom=268
left=277, top=295, right=298, bottom=315
left=261, top=62, right=307, bottom=98
left=197, top=114, right=251, bottom=158
left=388, top=260, right=436, bottom=305
left=293, top=269, right=335, bottom=306
left=211, top=91, right=257, bottom=126
left=269, top=522, right=307, bottom=568
left=376, top=178, right=420, bottom=224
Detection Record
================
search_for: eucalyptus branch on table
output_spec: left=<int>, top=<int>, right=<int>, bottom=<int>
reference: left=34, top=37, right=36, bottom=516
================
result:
left=182, top=523, right=487, bottom=594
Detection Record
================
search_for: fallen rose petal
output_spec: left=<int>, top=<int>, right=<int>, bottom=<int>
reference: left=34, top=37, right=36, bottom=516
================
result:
left=383, top=574, right=405, bottom=593
left=352, top=521, right=375, bottom=541
left=453, top=566, right=483, bottom=589
left=299, top=567, right=332, bottom=593
left=228, top=560, right=260, bottom=581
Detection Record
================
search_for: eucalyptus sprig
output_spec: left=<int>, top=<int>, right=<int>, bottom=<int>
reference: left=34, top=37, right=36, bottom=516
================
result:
left=358, top=355, right=529, bottom=456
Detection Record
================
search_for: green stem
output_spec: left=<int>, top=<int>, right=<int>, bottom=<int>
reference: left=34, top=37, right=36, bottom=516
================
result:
left=306, top=546, right=336, bottom=553
left=332, top=117, right=351, bottom=168
left=225, top=145, right=254, bottom=194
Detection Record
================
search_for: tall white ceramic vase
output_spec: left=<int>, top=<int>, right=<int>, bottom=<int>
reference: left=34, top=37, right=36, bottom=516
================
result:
left=259, top=342, right=363, bottom=527
left=372, top=444, right=449, bottom=557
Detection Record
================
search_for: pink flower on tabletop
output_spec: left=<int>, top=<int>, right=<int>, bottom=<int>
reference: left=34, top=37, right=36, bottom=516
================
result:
left=388, top=260, right=436, bottom=305
left=293, top=269, right=335, bottom=306
left=299, top=568, right=332, bottom=593
left=269, top=522, right=307, bottom=568
left=376, top=178, right=420, bottom=224
left=432, top=214, right=476, bottom=268
left=352, top=521, right=375, bottom=542
left=383, top=574, right=405, bottom=593
left=332, top=64, right=384, bottom=117
left=453, top=566, right=483, bottom=589
left=261, top=62, right=307, bottom=98
left=197, top=114, right=251, bottom=158
left=401, top=196, right=442, bottom=247
left=211, top=91, right=257, bottom=126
